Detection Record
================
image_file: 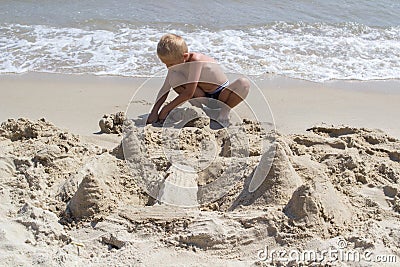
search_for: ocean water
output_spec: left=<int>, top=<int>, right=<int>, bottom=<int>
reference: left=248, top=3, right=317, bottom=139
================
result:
left=0, top=0, right=399, bottom=82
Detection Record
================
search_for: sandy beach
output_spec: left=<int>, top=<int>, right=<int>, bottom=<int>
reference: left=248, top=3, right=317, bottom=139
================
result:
left=1, top=0, right=400, bottom=265
left=0, top=73, right=399, bottom=266
left=1, top=73, right=400, bottom=137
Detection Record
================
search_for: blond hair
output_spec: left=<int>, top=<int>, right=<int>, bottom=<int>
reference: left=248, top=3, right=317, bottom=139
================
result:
left=157, top=33, right=188, bottom=60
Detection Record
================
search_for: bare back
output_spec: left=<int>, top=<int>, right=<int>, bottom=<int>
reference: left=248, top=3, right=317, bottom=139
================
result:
left=168, top=52, right=228, bottom=93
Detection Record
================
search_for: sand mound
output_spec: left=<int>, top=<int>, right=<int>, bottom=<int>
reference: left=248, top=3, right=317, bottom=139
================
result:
left=98, top=112, right=126, bottom=134
left=118, top=116, right=268, bottom=206
left=168, top=106, right=211, bottom=129
left=16, top=203, right=70, bottom=244
left=225, top=140, right=302, bottom=210
left=67, top=173, right=115, bottom=220
left=0, top=118, right=148, bottom=222
left=284, top=179, right=352, bottom=227
left=0, top=118, right=64, bottom=141
left=1, top=117, right=400, bottom=265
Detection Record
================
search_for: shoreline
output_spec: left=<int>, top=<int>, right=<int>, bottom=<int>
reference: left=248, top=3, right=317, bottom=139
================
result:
left=1, top=72, right=399, bottom=138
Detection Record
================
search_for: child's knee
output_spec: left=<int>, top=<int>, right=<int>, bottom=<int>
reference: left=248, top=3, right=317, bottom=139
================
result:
left=236, top=77, right=250, bottom=97
left=238, top=77, right=250, bottom=89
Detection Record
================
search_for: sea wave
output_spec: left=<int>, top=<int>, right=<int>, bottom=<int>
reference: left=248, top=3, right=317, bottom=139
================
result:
left=1, top=22, right=400, bottom=82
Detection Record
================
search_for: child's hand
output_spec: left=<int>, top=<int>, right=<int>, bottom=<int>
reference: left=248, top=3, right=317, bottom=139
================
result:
left=146, top=112, right=159, bottom=124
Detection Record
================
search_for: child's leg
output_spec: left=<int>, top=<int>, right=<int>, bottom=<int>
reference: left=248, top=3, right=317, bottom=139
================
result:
left=170, top=70, right=206, bottom=108
left=217, top=77, right=250, bottom=120
left=172, top=85, right=206, bottom=108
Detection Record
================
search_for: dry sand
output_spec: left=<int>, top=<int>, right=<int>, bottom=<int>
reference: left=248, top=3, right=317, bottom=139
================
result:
left=1, top=73, right=400, bottom=137
left=0, top=73, right=399, bottom=266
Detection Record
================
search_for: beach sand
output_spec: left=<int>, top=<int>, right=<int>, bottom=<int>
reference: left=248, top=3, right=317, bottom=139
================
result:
left=0, top=73, right=399, bottom=266
left=1, top=73, right=399, bottom=137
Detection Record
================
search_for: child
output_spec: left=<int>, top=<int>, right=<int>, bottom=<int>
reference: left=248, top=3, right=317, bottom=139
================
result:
left=146, top=33, right=250, bottom=125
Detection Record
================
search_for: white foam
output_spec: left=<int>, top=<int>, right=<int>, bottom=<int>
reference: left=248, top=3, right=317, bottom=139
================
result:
left=1, top=22, right=400, bottom=82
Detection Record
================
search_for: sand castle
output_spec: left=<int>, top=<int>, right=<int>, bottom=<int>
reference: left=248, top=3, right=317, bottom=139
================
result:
left=0, top=114, right=399, bottom=265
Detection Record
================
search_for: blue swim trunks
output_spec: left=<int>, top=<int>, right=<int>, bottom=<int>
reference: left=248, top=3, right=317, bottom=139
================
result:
left=205, top=80, right=229, bottom=100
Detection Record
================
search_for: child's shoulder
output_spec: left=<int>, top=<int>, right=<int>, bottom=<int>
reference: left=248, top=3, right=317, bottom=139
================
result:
left=189, top=52, right=216, bottom=63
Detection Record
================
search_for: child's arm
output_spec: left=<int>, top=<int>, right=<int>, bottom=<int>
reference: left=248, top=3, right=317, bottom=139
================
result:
left=146, top=78, right=170, bottom=124
left=158, top=82, right=196, bottom=121
left=158, top=62, right=202, bottom=121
